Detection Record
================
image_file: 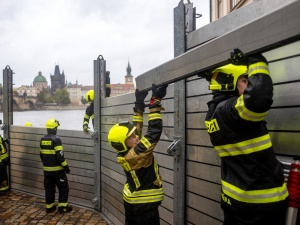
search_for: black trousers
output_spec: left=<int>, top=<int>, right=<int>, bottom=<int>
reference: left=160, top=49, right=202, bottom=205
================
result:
left=125, top=206, right=160, bottom=225
left=44, top=171, right=69, bottom=205
left=0, top=161, right=8, bottom=191
left=223, top=206, right=287, bottom=225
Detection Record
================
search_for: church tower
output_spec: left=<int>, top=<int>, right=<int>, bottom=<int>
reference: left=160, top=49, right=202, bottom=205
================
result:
left=125, top=61, right=133, bottom=84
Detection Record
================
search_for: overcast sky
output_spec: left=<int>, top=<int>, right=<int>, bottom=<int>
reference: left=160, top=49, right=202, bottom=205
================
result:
left=0, top=0, right=210, bottom=87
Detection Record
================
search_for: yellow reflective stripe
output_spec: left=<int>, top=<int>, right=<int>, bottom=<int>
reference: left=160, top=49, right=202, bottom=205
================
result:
left=214, top=134, right=272, bottom=157
left=0, top=152, right=8, bottom=160
left=58, top=202, right=68, bottom=207
left=40, top=149, right=55, bottom=154
left=46, top=203, right=55, bottom=208
left=148, top=113, right=162, bottom=121
left=91, top=115, right=94, bottom=119
left=140, top=137, right=151, bottom=149
left=61, top=161, right=67, bottom=167
left=222, top=180, right=288, bottom=203
left=154, top=160, right=162, bottom=186
left=248, top=62, right=270, bottom=77
left=106, top=84, right=111, bottom=88
left=54, top=146, right=63, bottom=151
left=123, top=183, right=164, bottom=204
left=43, top=166, right=64, bottom=171
left=235, top=96, right=268, bottom=121
left=130, top=170, right=141, bottom=189
left=117, top=156, right=132, bottom=171
left=133, top=115, right=143, bottom=122
left=0, top=186, right=9, bottom=191
left=84, top=114, right=90, bottom=119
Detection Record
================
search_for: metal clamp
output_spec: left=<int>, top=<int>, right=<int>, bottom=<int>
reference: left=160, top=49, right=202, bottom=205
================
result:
left=91, top=130, right=98, bottom=140
left=167, top=137, right=181, bottom=156
left=92, top=197, right=99, bottom=207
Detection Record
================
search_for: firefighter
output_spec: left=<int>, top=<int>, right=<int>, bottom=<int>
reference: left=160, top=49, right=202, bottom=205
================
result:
left=107, top=84, right=167, bottom=225
left=83, top=71, right=111, bottom=132
left=204, top=48, right=288, bottom=225
left=40, top=118, right=72, bottom=214
left=83, top=90, right=94, bottom=131
left=0, top=135, right=10, bottom=195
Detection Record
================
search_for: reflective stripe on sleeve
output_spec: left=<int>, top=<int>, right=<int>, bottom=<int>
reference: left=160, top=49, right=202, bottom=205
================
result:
left=133, top=115, right=143, bottom=122
left=140, top=137, right=151, bottom=149
left=235, top=96, right=268, bottom=121
left=248, top=62, right=270, bottom=77
left=148, top=113, right=162, bottom=121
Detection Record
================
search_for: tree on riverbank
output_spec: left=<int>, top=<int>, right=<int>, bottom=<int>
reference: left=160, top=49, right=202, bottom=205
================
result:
left=53, top=88, right=71, bottom=105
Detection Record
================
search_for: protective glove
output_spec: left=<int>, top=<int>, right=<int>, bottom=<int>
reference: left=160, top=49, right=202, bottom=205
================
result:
left=152, top=84, right=168, bottom=99
left=134, top=89, right=148, bottom=112
left=83, top=124, right=89, bottom=132
left=228, top=48, right=268, bottom=66
left=149, top=84, right=168, bottom=109
left=65, top=166, right=71, bottom=174
left=106, top=71, right=111, bottom=97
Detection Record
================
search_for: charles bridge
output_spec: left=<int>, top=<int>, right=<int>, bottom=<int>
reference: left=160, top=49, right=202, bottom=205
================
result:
left=0, top=95, right=39, bottom=111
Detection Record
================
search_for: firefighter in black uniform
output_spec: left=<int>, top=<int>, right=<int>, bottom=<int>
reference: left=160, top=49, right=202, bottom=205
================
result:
left=204, top=49, right=288, bottom=225
left=83, top=71, right=111, bottom=132
left=0, top=134, right=10, bottom=195
left=108, top=84, right=167, bottom=225
left=40, top=118, right=72, bottom=214
left=83, top=90, right=94, bottom=131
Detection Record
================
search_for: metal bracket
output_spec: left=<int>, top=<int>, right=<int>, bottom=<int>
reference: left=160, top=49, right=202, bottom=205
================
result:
left=91, top=130, right=98, bottom=140
left=1, top=124, right=7, bottom=131
left=92, top=197, right=99, bottom=207
left=167, top=137, right=181, bottom=156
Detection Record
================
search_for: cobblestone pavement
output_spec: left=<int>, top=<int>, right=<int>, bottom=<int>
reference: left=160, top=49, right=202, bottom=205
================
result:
left=0, top=190, right=109, bottom=225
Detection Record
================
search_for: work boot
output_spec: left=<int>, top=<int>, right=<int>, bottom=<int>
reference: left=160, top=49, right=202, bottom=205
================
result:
left=46, top=205, right=56, bottom=213
left=58, top=205, right=72, bottom=214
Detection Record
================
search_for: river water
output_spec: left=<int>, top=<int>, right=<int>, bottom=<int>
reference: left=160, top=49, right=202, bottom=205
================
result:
left=0, top=110, right=86, bottom=131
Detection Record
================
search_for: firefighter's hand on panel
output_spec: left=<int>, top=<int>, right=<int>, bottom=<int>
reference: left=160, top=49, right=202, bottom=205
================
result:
left=134, top=89, right=148, bottom=112
left=106, top=71, right=111, bottom=98
left=149, top=84, right=168, bottom=109
left=228, top=48, right=268, bottom=66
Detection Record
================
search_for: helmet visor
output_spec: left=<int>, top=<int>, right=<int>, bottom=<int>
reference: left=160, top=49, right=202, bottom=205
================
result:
left=118, top=121, right=137, bottom=140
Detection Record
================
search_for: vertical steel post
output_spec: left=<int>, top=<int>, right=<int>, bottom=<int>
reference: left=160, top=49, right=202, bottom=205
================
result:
left=2, top=66, right=13, bottom=190
left=173, top=1, right=186, bottom=224
left=172, top=1, right=195, bottom=224
left=92, top=55, right=106, bottom=211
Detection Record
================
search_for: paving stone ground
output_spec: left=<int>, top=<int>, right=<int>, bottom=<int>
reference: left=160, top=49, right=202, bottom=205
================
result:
left=0, top=190, right=109, bottom=225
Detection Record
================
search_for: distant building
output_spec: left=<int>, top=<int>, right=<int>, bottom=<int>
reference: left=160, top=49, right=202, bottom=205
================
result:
left=33, top=71, right=48, bottom=90
left=16, top=85, right=39, bottom=97
left=50, top=65, right=65, bottom=93
left=210, top=0, right=252, bottom=21
left=110, top=62, right=135, bottom=97
left=66, top=80, right=83, bottom=105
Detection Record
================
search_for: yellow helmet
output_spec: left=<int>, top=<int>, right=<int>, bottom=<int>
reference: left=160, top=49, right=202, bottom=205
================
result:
left=24, top=122, right=33, bottom=127
left=107, top=121, right=137, bottom=152
left=209, top=64, right=247, bottom=91
left=86, top=90, right=94, bottom=102
left=46, top=118, right=60, bottom=129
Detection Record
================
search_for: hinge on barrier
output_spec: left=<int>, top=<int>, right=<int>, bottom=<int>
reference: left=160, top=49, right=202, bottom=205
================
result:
left=167, top=136, right=181, bottom=156
left=91, top=130, right=98, bottom=140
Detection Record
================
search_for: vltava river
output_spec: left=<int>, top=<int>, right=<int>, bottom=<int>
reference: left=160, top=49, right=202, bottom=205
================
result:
left=0, top=110, right=86, bottom=131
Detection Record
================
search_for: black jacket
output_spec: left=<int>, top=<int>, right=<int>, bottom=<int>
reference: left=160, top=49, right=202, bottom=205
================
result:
left=118, top=108, right=164, bottom=215
left=205, top=61, right=288, bottom=212
left=40, top=134, right=69, bottom=175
